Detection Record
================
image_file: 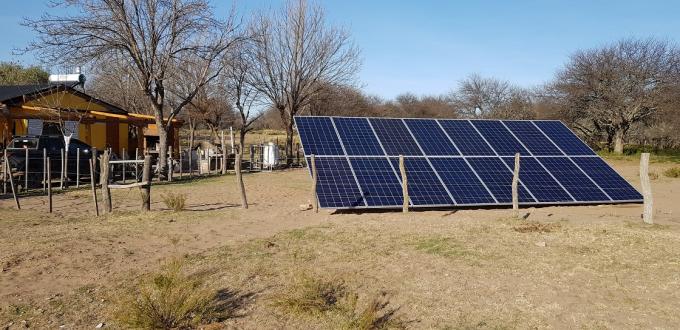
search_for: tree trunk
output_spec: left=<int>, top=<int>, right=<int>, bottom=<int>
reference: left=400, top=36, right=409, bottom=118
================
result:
left=614, top=129, right=625, bottom=154
left=284, top=119, right=294, bottom=166
left=235, top=149, right=248, bottom=209
left=157, top=122, right=169, bottom=180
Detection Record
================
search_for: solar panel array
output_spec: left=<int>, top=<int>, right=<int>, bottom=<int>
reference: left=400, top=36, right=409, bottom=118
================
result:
left=295, top=116, right=643, bottom=209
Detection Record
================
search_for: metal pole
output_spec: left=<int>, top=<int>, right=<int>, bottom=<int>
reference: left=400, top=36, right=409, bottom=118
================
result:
left=42, top=148, right=46, bottom=193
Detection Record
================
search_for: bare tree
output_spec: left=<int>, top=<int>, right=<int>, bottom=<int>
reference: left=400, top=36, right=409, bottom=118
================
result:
left=249, top=0, right=360, bottom=164
left=223, top=45, right=264, bottom=209
left=450, top=74, right=535, bottom=119
left=24, top=0, right=244, bottom=178
left=552, top=38, right=680, bottom=153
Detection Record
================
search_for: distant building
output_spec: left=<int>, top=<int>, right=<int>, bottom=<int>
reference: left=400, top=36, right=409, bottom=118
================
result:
left=0, top=84, right=181, bottom=157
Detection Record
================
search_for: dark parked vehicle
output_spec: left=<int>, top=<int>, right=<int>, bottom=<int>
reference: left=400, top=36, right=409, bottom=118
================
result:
left=4, top=135, right=100, bottom=188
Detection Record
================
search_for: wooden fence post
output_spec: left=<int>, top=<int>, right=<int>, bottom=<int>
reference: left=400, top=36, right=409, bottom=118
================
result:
left=399, top=155, right=408, bottom=213
left=230, top=127, right=235, bottom=154
left=512, top=153, right=520, bottom=218
left=188, top=145, right=193, bottom=178
left=134, top=148, right=139, bottom=181
left=121, top=148, right=126, bottom=183
left=89, top=159, right=99, bottom=216
left=310, top=154, right=318, bottom=213
left=221, top=130, right=227, bottom=175
left=640, top=153, right=653, bottom=224
left=60, top=148, right=64, bottom=190
left=5, top=153, right=20, bottom=210
left=2, top=149, right=7, bottom=195
left=141, top=155, right=151, bottom=211
left=249, top=145, right=255, bottom=171
left=100, top=150, right=112, bottom=213
left=179, top=145, right=183, bottom=179
left=76, top=148, right=81, bottom=188
left=168, top=148, right=173, bottom=182
left=24, top=147, right=29, bottom=192
left=63, top=147, right=69, bottom=189
left=47, top=157, right=52, bottom=213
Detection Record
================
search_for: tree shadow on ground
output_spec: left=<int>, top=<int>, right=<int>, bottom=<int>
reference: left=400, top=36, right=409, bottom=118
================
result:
left=212, top=288, right=258, bottom=319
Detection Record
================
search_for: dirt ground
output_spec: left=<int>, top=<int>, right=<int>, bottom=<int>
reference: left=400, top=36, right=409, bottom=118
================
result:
left=0, top=159, right=679, bottom=329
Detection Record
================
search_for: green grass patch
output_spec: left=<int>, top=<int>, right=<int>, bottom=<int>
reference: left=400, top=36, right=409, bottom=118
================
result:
left=413, top=237, right=483, bottom=262
left=598, top=147, right=680, bottom=163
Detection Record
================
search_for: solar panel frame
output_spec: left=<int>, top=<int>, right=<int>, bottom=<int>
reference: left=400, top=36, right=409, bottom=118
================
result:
left=294, top=116, right=642, bottom=210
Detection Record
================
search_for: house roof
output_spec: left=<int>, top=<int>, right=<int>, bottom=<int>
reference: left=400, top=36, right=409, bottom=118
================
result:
left=0, top=84, right=128, bottom=115
left=0, top=84, right=53, bottom=103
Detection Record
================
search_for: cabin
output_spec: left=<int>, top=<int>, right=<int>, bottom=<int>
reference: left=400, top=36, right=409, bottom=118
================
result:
left=0, top=84, right=182, bottom=157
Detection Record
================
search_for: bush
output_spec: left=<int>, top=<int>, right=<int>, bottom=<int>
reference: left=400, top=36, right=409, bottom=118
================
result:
left=273, top=274, right=347, bottom=315
left=273, top=274, right=405, bottom=329
left=114, top=260, right=219, bottom=329
left=663, top=167, right=680, bottom=178
left=161, top=192, right=187, bottom=211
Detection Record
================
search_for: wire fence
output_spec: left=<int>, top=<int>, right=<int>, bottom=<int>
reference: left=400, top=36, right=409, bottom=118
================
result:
left=0, top=141, right=307, bottom=198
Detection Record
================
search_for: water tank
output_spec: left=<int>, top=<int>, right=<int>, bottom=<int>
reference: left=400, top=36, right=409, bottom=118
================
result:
left=262, top=142, right=280, bottom=167
left=48, top=73, right=86, bottom=85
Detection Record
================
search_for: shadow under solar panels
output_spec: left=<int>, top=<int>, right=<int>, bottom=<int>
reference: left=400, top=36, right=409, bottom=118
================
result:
left=294, top=116, right=642, bottom=209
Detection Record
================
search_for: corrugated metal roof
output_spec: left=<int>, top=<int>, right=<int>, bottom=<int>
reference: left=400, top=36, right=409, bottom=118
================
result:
left=0, top=83, right=128, bottom=115
left=0, top=84, right=53, bottom=102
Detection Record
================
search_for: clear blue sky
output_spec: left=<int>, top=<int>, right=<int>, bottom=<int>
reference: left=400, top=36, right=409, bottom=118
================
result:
left=2, top=0, right=679, bottom=99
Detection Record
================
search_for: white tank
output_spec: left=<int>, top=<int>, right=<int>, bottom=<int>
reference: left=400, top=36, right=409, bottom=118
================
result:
left=262, top=142, right=280, bottom=167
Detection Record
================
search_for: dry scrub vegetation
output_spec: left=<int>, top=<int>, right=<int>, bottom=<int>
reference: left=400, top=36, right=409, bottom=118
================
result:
left=1, top=162, right=680, bottom=329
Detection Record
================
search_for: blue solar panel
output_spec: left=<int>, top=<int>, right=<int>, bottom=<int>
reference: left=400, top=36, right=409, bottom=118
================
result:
left=350, top=157, right=404, bottom=207
left=333, top=117, right=384, bottom=156
left=403, top=119, right=459, bottom=156
left=295, top=116, right=641, bottom=209
left=388, top=157, right=453, bottom=205
left=571, top=157, right=643, bottom=201
left=309, top=157, right=365, bottom=208
left=472, top=120, right=530, bottom=156
left=295, top=117, right=344, bottom=155
left=501, top=157, right=573, bottom=202
left=504, top=121, right=563, bottom=156
left=429, top=158, right=496, bottom=204
left=538, top=157, right=610, bottom=201
left=534, top=121, right=595, bottom=155
left=369, top=118, right=423, bottom=156
left=438, top=120, right=495, bottom=156
left=466, top=157, right=535, bottom=203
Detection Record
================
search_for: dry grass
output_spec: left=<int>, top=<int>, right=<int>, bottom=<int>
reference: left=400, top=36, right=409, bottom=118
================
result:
left=663, top=167, right=680, bottom=178
left=113, top=259, right=220, bottom=329
left=512, top=220, right=562, bottom=233
left=160, top=192, right=187, bottom=211
left=2, top=164, right=680, bottom=328
left=272, top=273, right=405, bottom=329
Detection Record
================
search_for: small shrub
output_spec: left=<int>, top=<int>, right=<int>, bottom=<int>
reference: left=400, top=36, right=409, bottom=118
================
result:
left=663, top=167, right=680, bottom=178
left=273, top=274, right=405, bottom=329
left=161, top=192, right=187, bottom=211
left=347, top=293, right=406, bottom=330
left=513, top=221, right=561, bottom=233
left=114, top=260, right=219, bottom=329
left=273, top=274, right=347, bottom=315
